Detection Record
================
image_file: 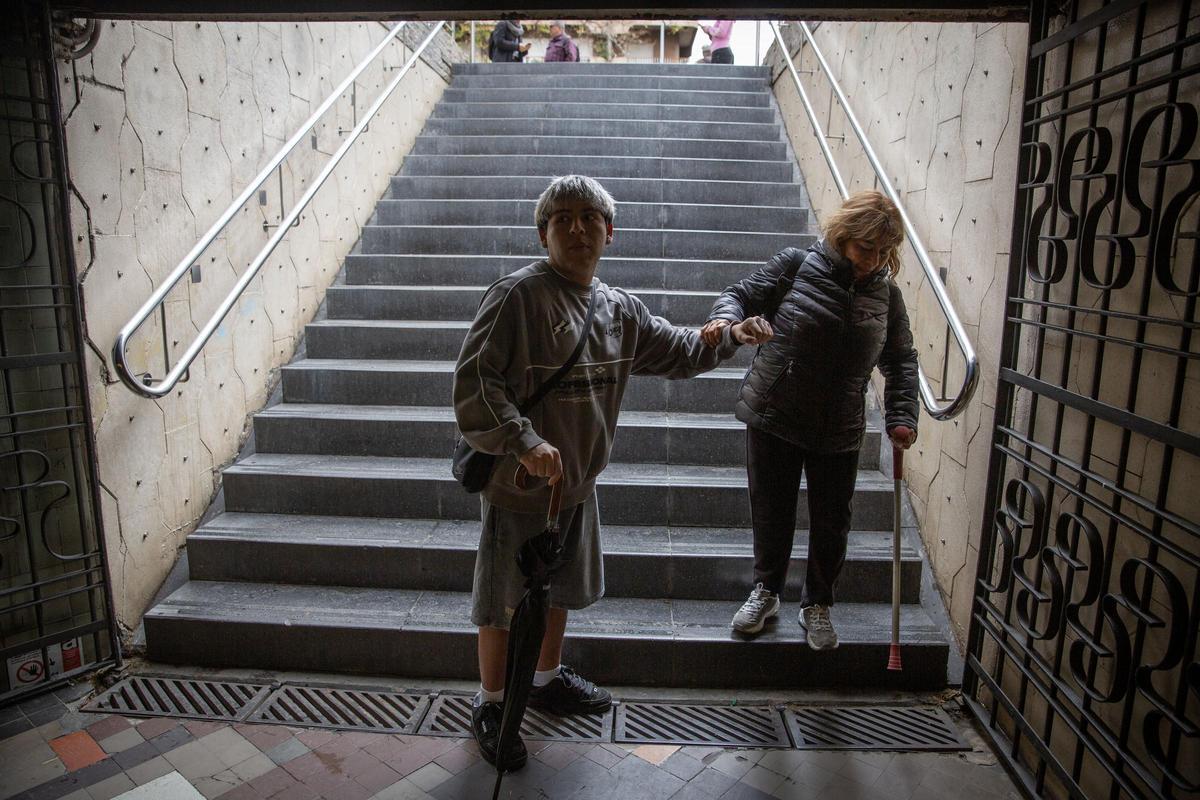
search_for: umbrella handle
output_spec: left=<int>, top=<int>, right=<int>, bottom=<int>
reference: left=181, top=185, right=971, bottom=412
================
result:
left=514, top=464, right=564, bottom=530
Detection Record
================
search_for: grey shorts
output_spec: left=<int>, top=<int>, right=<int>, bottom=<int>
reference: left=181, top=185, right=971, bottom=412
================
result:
left=470, top=492, right=604, bottom=629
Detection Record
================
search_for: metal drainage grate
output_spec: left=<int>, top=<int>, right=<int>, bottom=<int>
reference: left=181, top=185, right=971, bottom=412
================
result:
left=784, top=705, right=968, bottom=751
left=418, top=694, right=612, bottom=743
left=84, top=675, right=272, bottom=722
left=248, top=684, right=431, bottom=734
left=614, top=702, right=791, bottom=748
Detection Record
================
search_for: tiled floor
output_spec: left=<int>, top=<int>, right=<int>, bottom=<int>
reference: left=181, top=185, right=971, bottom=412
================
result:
left=1, top=680, right=1023, bottom=800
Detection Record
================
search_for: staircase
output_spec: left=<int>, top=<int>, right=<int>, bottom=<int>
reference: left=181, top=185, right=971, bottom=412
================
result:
left=144, top=62, right=950, bottom=690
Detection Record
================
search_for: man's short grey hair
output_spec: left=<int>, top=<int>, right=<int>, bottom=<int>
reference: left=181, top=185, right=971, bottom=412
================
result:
left=551, top=20, right=566, bottom=30
left=534, top=175, right=617, bottom=229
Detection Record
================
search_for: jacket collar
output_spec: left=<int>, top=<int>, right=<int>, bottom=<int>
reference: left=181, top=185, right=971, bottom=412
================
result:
left=814, top=238, right=887, bottom=290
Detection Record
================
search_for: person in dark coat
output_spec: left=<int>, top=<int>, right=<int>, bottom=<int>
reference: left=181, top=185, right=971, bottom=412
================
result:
left=489, top=18, right=530, bottom=63
left=700, top=190, right=920, bottom=651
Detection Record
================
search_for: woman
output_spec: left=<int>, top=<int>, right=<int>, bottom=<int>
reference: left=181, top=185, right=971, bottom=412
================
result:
left=489, top=18, right=530, bottom=63
left=700, top=190, right=919, bottom=650
left=700, top=19, right=735, bottom=64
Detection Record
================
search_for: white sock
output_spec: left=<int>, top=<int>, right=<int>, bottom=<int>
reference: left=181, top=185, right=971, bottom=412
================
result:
left=532, top=665, right=561, bottom=687
left=479, top=685, right=504, bottom=704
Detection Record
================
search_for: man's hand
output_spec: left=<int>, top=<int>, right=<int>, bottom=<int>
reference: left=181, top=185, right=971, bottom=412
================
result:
left=519, top=442, right=563, bottom=485
left=699, top=319, right=729, bottom=347
left=731, top=316, right=774, bottom=345
left=888, top=425, right=916, bottom=450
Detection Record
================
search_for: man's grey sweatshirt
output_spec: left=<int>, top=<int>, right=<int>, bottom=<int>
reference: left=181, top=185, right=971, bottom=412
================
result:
left=454, top=260, right=739, bottom=514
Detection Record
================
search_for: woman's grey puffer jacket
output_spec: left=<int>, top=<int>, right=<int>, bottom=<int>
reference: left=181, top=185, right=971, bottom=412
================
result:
left=708, top=239, right=920, bottom=453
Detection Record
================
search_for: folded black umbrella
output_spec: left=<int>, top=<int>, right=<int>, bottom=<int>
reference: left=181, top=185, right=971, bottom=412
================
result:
left=492, top=468, right=568, bottom=800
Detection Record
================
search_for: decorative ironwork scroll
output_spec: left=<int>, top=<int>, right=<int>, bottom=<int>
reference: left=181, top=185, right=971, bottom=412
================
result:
left=965, top=1, right=1199, bottom=798
left=0, top=2, right=117, bottom=704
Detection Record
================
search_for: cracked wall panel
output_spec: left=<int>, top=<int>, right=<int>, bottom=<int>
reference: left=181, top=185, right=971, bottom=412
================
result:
left=932, top=23, right=976, bottom=124
left=228, top=290, right=274, bottom=411
left=937, top=383, right=983, bottom=471
left=66, top=83, right=126, bottom=235
left=220, top=204, right=270, bottom=283
left=180, top=112, right=233, bottom=236
left=172, top=21, right=227, bottom=119
left=927, top=451, right=971, bottom=586
left=253, top=33, right=292, bottom=143
left=922, top=116, right=965, bottom=253
left=903, top=67, right=937, bottom=193
left=158, top=410, right=214, bottom=534
left=185, top=244, right=240, bottom=359
left=80, top=234, right=153, bottom=372
left=116, top=118, right=144, bottom=237
left=961, top=25, right=1017, bottom=183
left=94, top=387, right=166, bottom=547
left=257, top=246, right=301, bottom=341
left=124, top=25, right=188, bottom=173
left=196, top=348, right=246, bottom=466
left=219, top=67, right=265, bottom=189
left=84, top=347, right=109, bottom=430
left=132, top=167, right=195, bottom=287
left=950, top=182, right=1008, bottom=311
left=217, top=22, right=257, bottom=74
left=281, top=23, right=316, bottom=99
left=90, top=20, right=135, bottom=88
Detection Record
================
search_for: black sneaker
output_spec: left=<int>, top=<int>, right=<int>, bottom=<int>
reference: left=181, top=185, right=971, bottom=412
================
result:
left=528, top=666, right=612, bottom=715
left=471, top=697, right=527, bottom=771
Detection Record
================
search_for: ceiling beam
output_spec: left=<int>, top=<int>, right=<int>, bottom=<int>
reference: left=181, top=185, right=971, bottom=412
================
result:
left=51, top=1, right=1030, bottom=23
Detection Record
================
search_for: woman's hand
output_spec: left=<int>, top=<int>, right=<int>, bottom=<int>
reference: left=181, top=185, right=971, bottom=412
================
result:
left=888, top=425, right=916, bottom=450
left=731, top=316, right=774, bottom=345
left=699, top=319, right=730, bottom=347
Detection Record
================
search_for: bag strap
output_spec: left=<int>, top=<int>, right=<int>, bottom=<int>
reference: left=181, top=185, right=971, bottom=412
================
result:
left=518, top=283, right=597, bottom=414
left=763, top=249, right=806, bottom=322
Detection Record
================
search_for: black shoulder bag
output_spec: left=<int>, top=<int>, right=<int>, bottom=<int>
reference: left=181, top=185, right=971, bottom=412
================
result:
left=451, top=284, right=598, bottom=493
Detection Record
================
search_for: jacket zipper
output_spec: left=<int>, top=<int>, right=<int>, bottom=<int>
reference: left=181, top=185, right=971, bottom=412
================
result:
left=764, top=358, right=794, bottom=398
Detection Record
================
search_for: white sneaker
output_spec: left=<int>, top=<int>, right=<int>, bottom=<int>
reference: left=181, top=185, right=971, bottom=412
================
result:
left=731, top=583, right=780, bottom=634
left=799, top=604, right=839, bottom=651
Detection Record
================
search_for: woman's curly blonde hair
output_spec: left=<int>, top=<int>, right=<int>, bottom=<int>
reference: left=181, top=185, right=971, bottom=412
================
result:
left=822, top=190, right=905, bottom=277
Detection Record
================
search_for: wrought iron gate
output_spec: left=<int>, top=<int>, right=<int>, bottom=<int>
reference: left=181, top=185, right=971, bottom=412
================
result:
left=0, top=3, right=118, bottom=703
left=964, top=1, right=1199, bottom=798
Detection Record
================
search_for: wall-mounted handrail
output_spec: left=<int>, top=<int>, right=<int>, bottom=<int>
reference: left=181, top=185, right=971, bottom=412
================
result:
left=112, top=21, right=445, bottom=398
left=770, top=21, right=979, bottom=421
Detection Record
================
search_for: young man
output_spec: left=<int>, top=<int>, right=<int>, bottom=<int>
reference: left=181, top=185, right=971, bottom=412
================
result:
left=544, top=21, right=579, bottom=62
left=453, top=175, right=770, bottom=770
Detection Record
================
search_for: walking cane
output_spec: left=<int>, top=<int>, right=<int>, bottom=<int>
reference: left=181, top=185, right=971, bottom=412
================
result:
left=888, top=435, right=906, bottom=672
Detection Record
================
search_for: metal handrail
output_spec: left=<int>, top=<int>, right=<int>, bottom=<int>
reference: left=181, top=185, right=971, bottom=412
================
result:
left=112, top=21, right=445, bottom=398
left=770, top=21, right=979, bottom=421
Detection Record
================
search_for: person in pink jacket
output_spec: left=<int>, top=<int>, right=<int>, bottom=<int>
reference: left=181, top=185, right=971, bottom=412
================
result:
left=701, top=19, right=735, bottom=64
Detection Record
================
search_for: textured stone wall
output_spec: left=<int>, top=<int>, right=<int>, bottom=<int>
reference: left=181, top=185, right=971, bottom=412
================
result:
left=767, top=21, right=1027, bottom=647
left=61, top=20, right=459, bottom=631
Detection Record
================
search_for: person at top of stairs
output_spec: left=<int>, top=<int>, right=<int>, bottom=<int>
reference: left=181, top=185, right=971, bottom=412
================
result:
left=544, top=21, right=579, bottom=62
left=700, top=190, right=920, bottom=650
left=489, top=17, right=530, bottom=63
left=453, top=175, right=772, bottom=770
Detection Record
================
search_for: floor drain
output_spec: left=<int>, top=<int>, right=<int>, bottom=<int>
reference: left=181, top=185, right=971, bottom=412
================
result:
left=248, top=684, right=431, bottom=734
left=784, top=705, right=968, bottom=751
left=614, top=702, right=791, bottom=748
left=417, top=694, right=612, bottom=743
left=84, top=675, right=272, bottom=722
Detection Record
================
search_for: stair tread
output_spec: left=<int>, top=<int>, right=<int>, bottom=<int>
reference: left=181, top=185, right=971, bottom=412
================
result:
left=148, top=581, right=944, bottom=644
left=188, top=511, right=919, bottom=560
left=282, top=359, right=746, bottom=379
left=377, top=198, right=807, bottom=211
left=224, top=452, right=892, bottom=489
left=327, top=285, right=722, bottom=297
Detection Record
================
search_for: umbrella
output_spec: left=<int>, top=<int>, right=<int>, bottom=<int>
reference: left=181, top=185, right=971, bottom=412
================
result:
left=491, top=467, right=567, bottom=800
left=887, top=434, right=908, bottom=672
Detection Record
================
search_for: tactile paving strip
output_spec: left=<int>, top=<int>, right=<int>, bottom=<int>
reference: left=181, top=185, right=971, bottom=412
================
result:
left=247, top=684, right=431, bottom=734
left=84, top=675, right=272, bottom=722
left=614, top=702, right=792, bottom=748
left=417, top=693, right=612, bottom=743
left=784, top=705, right=968, bottom=751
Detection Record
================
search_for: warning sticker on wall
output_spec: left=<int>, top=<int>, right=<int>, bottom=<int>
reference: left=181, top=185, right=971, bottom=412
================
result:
left=7, top=639, right=87, bottom=688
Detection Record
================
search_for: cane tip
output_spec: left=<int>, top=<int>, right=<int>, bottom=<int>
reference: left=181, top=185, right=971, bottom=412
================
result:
left=887, top=643, right=903, bottom=672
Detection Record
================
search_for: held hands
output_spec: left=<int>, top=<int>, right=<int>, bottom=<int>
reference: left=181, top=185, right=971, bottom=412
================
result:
left=519, top=442, right=563, bottom=485
left=699, top=317, right=774, bottom=347
left=888, top=425, right=916, bottom=450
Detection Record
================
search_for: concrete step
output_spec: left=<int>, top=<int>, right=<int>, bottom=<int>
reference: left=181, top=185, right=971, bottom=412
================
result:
left=185, top=513, right=918, bottom=602
left=344, top=254, right=764, bottom=291
left=145, top=581, right=947, bottom=689
left=220, top=454, right=898, bottom=529
left=253, top=403, right=880, bottom=468
left=441, top=86, right=771, bottom=108
left=453, top=62, right=769, bottom=78
left=372, top=199, right=807, bottom=232
left=325, top=285, right=721, bottom=324
left=411, top=134, right=788, bottom=161
left=360, top=226, right=811, bottom=262
left=304, top=319, right=758, bottom=367
left=451, top=73, right=769, bottom=92
left=398, top=154, right=793, bottom=183
left=280, top=359, right=745, bottom=412
left=421, top=116, right=783, bottom=142
left=389, top=175, right=807, bottom=206
left=431, top=101, right=775, bottom=124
